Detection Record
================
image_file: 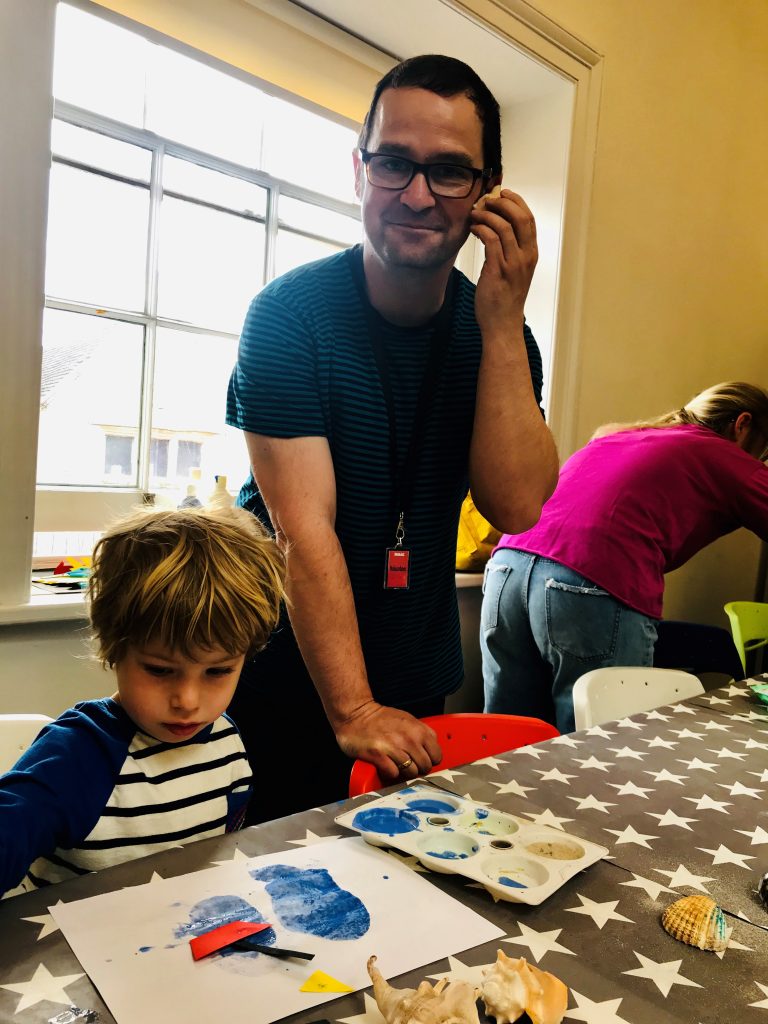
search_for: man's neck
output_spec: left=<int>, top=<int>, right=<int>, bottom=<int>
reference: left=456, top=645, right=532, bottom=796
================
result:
left=362, top=247, right=452, bottom=327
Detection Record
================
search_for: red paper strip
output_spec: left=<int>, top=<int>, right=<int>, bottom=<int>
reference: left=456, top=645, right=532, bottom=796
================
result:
left=190, top=920, right=272, bottom=960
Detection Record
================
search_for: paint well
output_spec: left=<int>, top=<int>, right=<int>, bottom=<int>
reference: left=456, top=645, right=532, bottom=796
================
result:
left=405, top=798, right=458, bottom=814
left=352, top=807, right=420, bottom=835
left=250, top=864, right=370, bottom=940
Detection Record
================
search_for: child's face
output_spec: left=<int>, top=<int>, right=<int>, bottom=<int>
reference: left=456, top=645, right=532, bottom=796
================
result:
left=114, top=642, right=246, bottom=743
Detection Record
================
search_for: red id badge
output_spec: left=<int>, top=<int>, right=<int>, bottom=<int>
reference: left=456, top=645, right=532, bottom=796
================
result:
left=384, top=547, right=410, bottom=589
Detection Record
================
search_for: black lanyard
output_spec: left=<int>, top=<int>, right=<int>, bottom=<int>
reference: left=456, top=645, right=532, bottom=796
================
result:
left=346, top=245, right=456, bottom=531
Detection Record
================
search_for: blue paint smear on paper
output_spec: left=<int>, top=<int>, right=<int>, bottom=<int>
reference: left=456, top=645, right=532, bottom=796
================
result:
left=173, top=894, right=276, bottom=950
left=405, top=798, right=457, bottom=814
left=352, top=807, right=420, bottom=835
left=250, top=865, right=370, bottom=940
left=475, top=807, right=489, bottom=819
left=499, top=876, right=527, bottom=889
left=138, top=946, right=153, bottom=953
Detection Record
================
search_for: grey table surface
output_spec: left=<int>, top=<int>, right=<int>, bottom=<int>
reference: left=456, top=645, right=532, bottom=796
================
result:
left=1, top=677, right=767, bottom=1024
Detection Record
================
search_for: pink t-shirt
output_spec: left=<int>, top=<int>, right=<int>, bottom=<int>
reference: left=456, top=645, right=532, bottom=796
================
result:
left=495, top=425, right=768, bottom=618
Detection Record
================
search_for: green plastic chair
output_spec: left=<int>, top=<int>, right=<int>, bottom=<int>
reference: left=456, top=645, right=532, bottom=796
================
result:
left=723, top=601, right=768, bottom=675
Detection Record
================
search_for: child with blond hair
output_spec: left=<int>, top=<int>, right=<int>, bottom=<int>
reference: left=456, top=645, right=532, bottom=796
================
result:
left=0, top=505, right=284, bottom=896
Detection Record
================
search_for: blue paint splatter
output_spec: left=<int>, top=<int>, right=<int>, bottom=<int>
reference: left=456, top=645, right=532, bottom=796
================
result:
left=250, top=865, right=369, bottom=940
left=138, top=946, right=153, bottom=953
left=405, top=798, right=457, bottom=814
left=352, top=807, right=420, bottom=835
left=475, top=807, right=489, bottom=819
left=499, top=876, right=527, bottom=889
left=173, top=895, right=276, bottom=950
left=443, top=827, right=455, bottom=832
left=426, top=850, right=471, bottom=860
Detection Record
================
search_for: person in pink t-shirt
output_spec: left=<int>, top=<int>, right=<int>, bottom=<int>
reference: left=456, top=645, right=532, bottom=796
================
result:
left=481, top=382, right=768, bottom=732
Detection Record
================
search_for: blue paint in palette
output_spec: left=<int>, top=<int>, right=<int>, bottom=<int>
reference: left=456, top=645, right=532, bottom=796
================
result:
left=475, top=807, right=489, bottom=819
left=250, top=865, right=370, bottom=940
left=499, top=876, right=527, bottom=889
left=352, top=807, right=420, bottom=836
left=405, top=798, right=457, bottom=814
left=173, top=895, right=276, bottom=950
left=427, top=850, right=469, bottom=860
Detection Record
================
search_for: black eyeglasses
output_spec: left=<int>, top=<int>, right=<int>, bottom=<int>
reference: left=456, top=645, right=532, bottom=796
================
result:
left=360, top=149, right=493, bottom=199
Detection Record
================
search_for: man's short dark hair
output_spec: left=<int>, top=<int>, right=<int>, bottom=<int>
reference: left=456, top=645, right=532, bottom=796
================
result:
left=358, top=54, right=502, bottom=176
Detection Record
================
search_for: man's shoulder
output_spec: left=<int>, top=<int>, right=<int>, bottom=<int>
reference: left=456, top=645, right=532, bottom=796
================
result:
left=262, top=247, right=356, bottom=306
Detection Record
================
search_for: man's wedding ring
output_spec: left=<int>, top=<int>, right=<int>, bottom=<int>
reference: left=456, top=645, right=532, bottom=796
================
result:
left=398, top=757, right=413, bottom=771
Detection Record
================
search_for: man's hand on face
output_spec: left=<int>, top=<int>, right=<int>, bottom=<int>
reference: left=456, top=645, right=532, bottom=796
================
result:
left=333, top=702, right=443, bottom=782
left=469, top=188, right=538, bottom=336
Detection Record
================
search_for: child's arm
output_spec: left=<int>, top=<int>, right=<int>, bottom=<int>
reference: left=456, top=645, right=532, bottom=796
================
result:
left=0, top=702, right=131, bottom=894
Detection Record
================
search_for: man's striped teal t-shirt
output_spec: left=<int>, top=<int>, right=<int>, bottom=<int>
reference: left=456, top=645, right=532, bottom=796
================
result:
left=226, top=246, right=544, bottom=706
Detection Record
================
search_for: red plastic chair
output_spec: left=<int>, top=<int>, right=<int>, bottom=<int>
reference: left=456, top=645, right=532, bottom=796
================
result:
left=348, top=712, right=559, bottom=797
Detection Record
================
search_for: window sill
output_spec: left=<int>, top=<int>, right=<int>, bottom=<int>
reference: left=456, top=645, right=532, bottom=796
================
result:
left=0, top=593, right=88, bottom=625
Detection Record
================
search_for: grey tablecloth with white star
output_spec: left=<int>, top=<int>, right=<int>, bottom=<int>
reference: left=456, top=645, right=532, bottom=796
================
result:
left=1, top=677, right=767, bottom=1024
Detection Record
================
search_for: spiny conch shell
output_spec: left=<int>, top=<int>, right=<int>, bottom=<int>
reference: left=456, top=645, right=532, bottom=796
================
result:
left=480, top=950, right=568, bottom=1024
left=661, top=894, right=729, bottom=951
left=367, top=955, right=480, bottom=1024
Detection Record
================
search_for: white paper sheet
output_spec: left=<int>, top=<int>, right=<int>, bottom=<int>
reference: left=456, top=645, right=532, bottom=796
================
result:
left=52, top=837, right=503, bottom=1024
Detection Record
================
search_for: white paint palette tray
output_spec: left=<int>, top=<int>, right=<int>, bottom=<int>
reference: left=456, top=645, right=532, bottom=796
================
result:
left=336, top=784, right=608, bottom=906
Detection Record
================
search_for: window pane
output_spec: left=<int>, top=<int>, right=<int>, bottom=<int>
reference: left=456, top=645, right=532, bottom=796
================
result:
left=53, top=4, right=148, bottom=127
left=38, top=310, right=144, bottom=487
left=262, top=95, right=357, bottom=203
left=147, top=47, right=263, bottom=168
left=45, top=163, right=149, bottom=311
left=279, top=196, right=360, bottom=246
left=157, top=195, right=264, bottom=333
left=51, top=120, right=152, bottom=182
left=163, top=156, right=266, bottom=217
left=274, top=230, right=345, bottom=279
left=152, top=328, right=249, bottom=498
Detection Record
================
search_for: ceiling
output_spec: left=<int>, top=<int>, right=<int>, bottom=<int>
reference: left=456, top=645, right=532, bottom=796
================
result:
left=298, top=0, right=568, bottom=107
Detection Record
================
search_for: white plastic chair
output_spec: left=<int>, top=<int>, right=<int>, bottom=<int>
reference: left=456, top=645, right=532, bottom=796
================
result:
left=572, top=667, right=704, bottom=729
left=0, top=715, right=53, bottom=774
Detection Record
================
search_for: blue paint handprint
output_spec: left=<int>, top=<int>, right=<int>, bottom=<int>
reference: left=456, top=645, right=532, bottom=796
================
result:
left=250, top=865, right=370, bottom=940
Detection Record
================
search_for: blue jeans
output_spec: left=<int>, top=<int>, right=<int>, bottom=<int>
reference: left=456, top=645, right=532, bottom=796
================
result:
left=481, top=549, right=658, bottom=733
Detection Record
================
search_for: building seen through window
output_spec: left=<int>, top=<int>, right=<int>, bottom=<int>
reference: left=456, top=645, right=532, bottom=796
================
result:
left=39, top=3, right=361, bottom=499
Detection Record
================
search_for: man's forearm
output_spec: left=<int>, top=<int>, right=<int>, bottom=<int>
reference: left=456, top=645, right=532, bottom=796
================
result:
left=469, top=325, right=558, bottom=533
left=283, top=527, right=374, bottom=729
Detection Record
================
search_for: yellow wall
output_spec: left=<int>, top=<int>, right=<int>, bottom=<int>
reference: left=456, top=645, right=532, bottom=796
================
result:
left=92, top=0, right=383, bottom=122
left=508, top=0, right=768, bottom=619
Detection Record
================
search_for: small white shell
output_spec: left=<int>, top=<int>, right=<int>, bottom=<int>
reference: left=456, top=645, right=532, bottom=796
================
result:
left=661, top=895, right=729, bottom=951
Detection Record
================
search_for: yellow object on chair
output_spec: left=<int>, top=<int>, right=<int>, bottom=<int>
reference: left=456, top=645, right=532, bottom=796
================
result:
left=723, top=601, right=768, bottom=675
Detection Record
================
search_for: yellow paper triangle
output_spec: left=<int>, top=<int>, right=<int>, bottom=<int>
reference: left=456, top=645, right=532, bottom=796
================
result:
left=299, top=969, right=353, bottom=993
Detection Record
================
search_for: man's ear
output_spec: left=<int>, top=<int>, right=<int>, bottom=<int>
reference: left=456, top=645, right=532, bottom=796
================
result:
left=352, top=149, right=364, bottom=202
left=484, top=172, right=503, bottom=197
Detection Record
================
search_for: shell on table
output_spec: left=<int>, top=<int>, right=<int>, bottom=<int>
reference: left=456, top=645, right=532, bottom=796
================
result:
left=661, top=894, right=729, bottom=951
left=366, top=955, right=481, bottom=1024
left=480, top=949, right=568, bottom=1024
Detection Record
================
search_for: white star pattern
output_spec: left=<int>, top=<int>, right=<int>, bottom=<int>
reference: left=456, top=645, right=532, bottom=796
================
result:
left=604, top=824, right=658, bottom=848
left=534, top=766, right=578, bottom=784
left=0, top=963, right=85, bottom=1013
left=565, top=894, right=634, bottom=929
left=607, top=746, right=647, bottom=760
left=426, top=954, right=492, bottom=986
left=503, top=922, right=575, bottom=962
left=585, top=725, right=616, bottom=739
left=472, top=755, right=506, bottom=770
left=21, top=900, right=66, bottom=940
left=286, top=829, right=340, bottom=846
left=653, top=864, right=714, bottom=892
left=550, top=734, right=583, bottom=747
left=606, top=780, right=654, bottom=799
left=623, top=952, right=702, bottom=996
left=643, top=768, right=687, bottom=784
left=734, top=825, right=768, bottom=845
left=702, top=719, right=731, bottom=731
left=646, top=808, right=698, bottom=830
left=615, top=717, right=644, bottom=730
left=700, top=693, right=731, bottom=705
left=618, top=873, right=673, bottom=900
left=749, top=768, right=768, bottom=782
left=748, top=982, right=768, bottom=1010
left=670, top=704, right=697, bottom=715
left=566, top=793, right=616, bottom=813
left=515, top=744, right=544, bottom=759
left=489, top=778, right=536, bottom=798
left=676, top=756, right=717, bottom=772
left=724, top=683, right=747, bottom=696
left=717, top=780, right=763, bottom=799
left=337, top=991, right=384, bottom=1023
left=737, top=736, right=768, bottom=751
left=564, top=990, right=635, bottom=1023
left=683, top=793, right=732, bottom=813
left=644, top=709, right=671, bottom=722
left=696, top=844, right=755, bottom=869
left=706, top=746, right=747, bottom=760
left=386, top=849, right=430, bottom=873
left=573, top=755, right=613, bottom=772
left=430, top=768, right=465, bottom=783
left=640, top=735, right=677, bottom=749
left=521, top=808, right=574, bottom=830
left=673, top=728, right=705, bottom=740
left=212, top=848, right=251, bottom=866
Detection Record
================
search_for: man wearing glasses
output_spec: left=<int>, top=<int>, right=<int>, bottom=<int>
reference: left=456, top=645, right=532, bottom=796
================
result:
left=227, top=55, right=558, bottom=822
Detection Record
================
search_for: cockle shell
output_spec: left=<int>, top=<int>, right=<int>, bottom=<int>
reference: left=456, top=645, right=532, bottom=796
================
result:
left=367, top=955, right=480, bottom=1024
left=661, top=894, right=729, bottom=951
left=480, top=950, right=568, bottom=1024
